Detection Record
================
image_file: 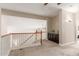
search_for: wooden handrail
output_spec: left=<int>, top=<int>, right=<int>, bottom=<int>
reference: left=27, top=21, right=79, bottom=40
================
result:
left=1, top=31, right=46, bottom=38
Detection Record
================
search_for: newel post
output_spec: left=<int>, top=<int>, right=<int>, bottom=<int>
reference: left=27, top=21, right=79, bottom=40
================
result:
left=36, top=30, right=37, bottom=40
left=40, top=30, right=42, bottom=46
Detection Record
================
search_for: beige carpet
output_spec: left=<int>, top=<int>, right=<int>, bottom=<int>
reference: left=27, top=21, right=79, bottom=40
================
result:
left=9, top=40, right=79, bottom=56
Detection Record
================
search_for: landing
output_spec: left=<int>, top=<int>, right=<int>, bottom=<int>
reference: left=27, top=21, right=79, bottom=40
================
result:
left=9, top=40, right=79, bottom=56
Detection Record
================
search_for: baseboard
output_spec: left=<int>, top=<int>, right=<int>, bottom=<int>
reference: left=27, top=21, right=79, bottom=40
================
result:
left=59, top=41, right=75, bottom=46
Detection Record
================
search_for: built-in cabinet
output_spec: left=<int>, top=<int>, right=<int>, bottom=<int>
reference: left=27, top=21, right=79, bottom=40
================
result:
left=48, top=32, right=59, bottom=44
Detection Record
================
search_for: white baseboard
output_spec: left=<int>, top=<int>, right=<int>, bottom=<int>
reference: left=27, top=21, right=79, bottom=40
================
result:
left=59, top=41, right=75, bottom=46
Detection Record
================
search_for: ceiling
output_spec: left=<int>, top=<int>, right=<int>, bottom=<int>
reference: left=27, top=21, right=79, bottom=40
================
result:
left=0, top=3, right=79, bottom=18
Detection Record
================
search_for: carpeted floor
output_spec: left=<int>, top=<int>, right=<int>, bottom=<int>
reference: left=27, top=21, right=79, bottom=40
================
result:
left=9, top=40, right=79, bottom=56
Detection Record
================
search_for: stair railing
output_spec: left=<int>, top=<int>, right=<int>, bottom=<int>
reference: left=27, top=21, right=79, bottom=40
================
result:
left=1, top=28, right=46, bottom=56
left=19, top=30, right=43, bottom=46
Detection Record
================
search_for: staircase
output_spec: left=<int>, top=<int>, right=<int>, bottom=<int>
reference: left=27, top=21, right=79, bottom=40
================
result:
left=1, top=30, right=43, bottom=56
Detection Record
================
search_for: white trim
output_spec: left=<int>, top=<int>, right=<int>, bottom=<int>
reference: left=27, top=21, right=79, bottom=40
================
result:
left=59, top=41, right=75, bottom=46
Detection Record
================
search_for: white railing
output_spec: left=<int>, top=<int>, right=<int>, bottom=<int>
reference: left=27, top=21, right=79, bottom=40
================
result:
left=1, top=30, right=46, bottom=56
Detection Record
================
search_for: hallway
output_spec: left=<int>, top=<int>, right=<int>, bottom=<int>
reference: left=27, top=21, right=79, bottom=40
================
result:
left=9, top=40, right=79, bottom=56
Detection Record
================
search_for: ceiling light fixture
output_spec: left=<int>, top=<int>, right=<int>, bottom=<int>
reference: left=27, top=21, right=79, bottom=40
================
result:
left=44, top=3, right=48, bottom=6
left=57, top=3, right=62, bottom=5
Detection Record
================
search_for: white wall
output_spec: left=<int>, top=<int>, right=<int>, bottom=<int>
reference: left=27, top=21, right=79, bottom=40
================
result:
left=2, top=9, right=52, bottom=32
left=52, top=15, right=59, bottom=34
left=0, top=9, right=1, bottom=56
left=47, top=19, right=52, bottom=32
left=1, top=15, right=47, bottom=35
left=59, top=9, right=75, bottom=45
left=75, top=13, right=79, bottom=41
